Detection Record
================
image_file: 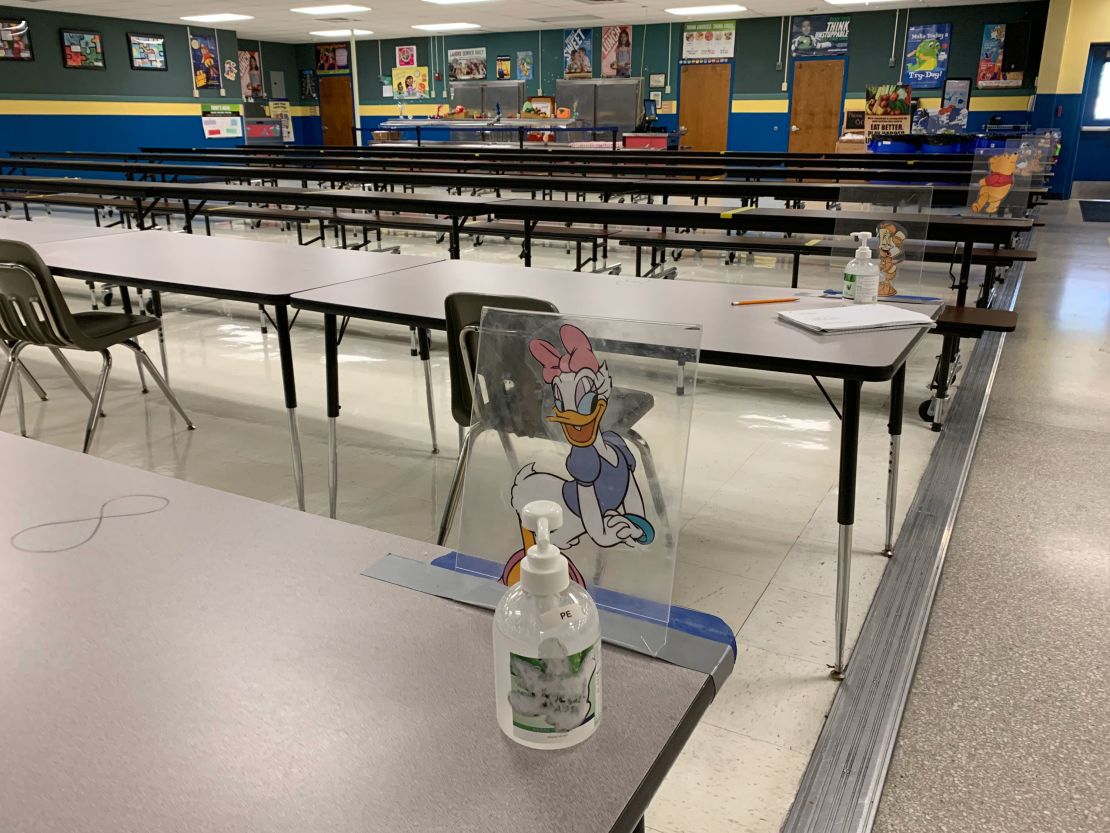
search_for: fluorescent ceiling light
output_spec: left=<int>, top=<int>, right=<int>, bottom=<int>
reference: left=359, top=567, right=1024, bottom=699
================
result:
left=825, top=0, right=900, bottom=4
left=421, top=0, right=495, bottom=5
left=665, top=4, right=746, bottom=14
left=310, top=28, right=373, bottom=36
left=412, top=22, right=481, bottom=31
left=180, top=13, right=254, bottom=23
left=291, top=4, right=370, bottom=12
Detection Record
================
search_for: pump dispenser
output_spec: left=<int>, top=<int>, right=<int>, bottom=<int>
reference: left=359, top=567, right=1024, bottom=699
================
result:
left=843, top=232, right=880, bottom=303
left=493, top=500, right=602, bottom=749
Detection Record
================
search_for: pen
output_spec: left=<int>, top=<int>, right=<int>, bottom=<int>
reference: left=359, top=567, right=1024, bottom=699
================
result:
left=731, top=297, right=800, bottom=306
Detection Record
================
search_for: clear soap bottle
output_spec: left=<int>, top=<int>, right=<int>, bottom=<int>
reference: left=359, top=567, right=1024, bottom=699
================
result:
left=493, top=500, right=602, bottom=749
left=843, top=231, right=880, bottom=304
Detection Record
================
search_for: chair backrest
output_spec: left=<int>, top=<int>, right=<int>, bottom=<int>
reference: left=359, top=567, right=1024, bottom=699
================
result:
left=444, top=292, right=558, bottom=428
left=0, top=239, right=80, bottom=349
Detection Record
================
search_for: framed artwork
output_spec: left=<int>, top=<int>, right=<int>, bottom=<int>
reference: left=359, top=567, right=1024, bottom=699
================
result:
left=395, top=44, right=415, bottom=67
left=649, top=73, right=665, bottom=88
left=128, top=32, right=167, bottom=71
left=0, top=19, right=33, bottom=61
left=60, top=29, right=105, bottom=69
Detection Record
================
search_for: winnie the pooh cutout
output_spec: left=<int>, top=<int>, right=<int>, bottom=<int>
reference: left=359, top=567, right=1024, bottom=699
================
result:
left=971, top=152, right=1019, bottom=214
left=876, top=222, right=907, bottom=297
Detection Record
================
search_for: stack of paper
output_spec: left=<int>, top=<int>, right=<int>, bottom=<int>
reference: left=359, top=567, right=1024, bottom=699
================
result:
left=779, top=304, right=936, bottom=334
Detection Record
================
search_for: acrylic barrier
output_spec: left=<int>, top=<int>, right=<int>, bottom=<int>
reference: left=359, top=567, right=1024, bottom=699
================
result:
left=966, top=133, right=1052, bottom=218
left=444, top=307, right=701, bottom=655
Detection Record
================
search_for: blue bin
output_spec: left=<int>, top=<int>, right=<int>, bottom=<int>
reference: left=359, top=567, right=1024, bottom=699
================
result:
left=868, top=138, right=917, bottom=154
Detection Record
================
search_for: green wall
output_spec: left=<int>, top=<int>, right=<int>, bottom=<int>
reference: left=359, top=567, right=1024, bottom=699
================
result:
left=351, top=1, right=1047, bottom=106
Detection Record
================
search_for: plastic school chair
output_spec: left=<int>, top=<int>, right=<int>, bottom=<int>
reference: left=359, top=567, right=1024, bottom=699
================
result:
left=0, top=240, right=194, bottom=453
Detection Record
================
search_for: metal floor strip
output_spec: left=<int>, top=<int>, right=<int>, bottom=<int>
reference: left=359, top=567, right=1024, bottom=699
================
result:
left=781, top=253, right=1027, bottom=833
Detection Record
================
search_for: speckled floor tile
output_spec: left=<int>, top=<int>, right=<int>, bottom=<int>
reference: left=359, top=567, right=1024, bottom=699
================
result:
left=875, top=201, right=1110, bottom=833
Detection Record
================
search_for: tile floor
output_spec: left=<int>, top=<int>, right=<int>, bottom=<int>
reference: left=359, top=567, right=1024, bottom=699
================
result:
left=0, top=201, right=963, bottom=833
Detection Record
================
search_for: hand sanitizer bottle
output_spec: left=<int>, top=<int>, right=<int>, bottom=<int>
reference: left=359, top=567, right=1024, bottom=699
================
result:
left=493, top=500, right=602, bottom=749
left=843, top=232, right=880, bottom=304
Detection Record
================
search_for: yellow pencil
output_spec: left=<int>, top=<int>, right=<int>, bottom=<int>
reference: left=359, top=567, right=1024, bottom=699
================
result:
left=731, top=297, right=800, bottom=306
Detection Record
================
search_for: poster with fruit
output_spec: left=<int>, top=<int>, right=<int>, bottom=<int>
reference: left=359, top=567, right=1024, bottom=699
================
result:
left=680, top=20, right=735, bottom=63
left=864, top=83, right=913, bottom=141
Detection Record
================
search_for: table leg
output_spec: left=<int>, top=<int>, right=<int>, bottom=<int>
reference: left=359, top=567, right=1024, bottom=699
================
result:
left=523, top=219, right=533, bottom=268
left=418, top=327, right=439, bottom=455
left=930, top=333, right=957, bottom=432
left=151, top=290, right=169, bottom=382
left=883, top=366, right=905, bottom=558
left=955, top=242, right=973, bottom=307
left=275, top=303, right=306, bottom=511
left=833, top=379, right=862, bottom=679
left=118, top=287, right=148, bottom=394
left=325, top=313, right=340, bottom=519
left=449, top=216, right=461, bottom=260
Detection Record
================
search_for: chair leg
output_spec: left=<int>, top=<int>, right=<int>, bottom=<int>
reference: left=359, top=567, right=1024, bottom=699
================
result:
left=134, top=348, right=149, bottom=394
left=13, top=362, right=26, bottom=437
left=436, top=425, right=477, bottom=546
left=1, top=341, right=47, bottom=401
left=627, top=429, right=673, bottom=549
left=122, top=341, right=195, bottom=429
left=82, top=351, right=113, bottom=454
left=0, top=341, right=27, bottom=421
left=48, top=348, right=105, bottom=416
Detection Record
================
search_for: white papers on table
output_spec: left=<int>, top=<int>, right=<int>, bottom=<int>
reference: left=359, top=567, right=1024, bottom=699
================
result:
left=779, top=304, right=936, bottom=334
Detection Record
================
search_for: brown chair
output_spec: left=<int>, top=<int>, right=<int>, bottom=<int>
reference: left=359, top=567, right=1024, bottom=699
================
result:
left=0, top=240, right=194, bottom=452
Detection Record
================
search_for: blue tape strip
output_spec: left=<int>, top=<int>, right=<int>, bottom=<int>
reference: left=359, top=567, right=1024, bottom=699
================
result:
left=432, top=551, right=737, bottom=657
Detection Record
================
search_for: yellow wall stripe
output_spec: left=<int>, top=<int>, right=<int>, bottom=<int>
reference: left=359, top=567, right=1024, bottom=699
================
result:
left=0, top=100, right=324, bottom=118
left=731, top=99, right=789, bottom=114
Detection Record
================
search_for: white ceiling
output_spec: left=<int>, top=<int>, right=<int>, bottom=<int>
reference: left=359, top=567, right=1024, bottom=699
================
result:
left=2, top=0, right=1034, bottom=43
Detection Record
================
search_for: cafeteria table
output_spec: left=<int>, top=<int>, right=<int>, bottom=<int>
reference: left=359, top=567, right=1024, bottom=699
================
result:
left=20, top=230, right=442, bottom=510
left=0, top=432, right=733, bottom=833
left=291, top=260, right=942, bottom=676
left=0, top=215, right=136, bottom=244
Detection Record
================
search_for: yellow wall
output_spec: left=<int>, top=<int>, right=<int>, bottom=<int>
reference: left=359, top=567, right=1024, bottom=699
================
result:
left=1040, top=0, right=1110, bottom=94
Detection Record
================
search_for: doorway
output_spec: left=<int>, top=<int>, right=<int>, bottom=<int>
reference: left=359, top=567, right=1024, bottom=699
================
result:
left=788, top=59, right=845, bottom=153
left=319, top=74, right=355, bottom=146
left=678, top=63, right=731, bottom=151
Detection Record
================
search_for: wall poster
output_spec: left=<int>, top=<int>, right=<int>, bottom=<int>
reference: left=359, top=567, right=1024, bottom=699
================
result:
left=564, top=27, right=593, bottom=78
left=395, top=44, right=416, bottom=67
left=201, top=103, right=242, bottom=139
left=188, top=29, right=221, bottom=90
left=864, top=83, right=913, bottom=141
left=315, top=42, right=350, bottom=75
left=976, top=24, right=1022, bottom=88
left=790, top=14, right=850, bottom=57
left=392, top=65, right=429, bottom=98
left=268, top=99, right=295, bottom=142
left=601, top=25, right=632, bottom=77
left=680, top=20, right=735, bottom=63
left=940, top=77, right=971, bottom=131
left=496, top=54, right=511, bottom=79
left=517, top=50, right=533, bottom=81
left=903, top=23, right=950, bottom=88
left=448, top=46, right=486, bottom=80
left=239, top=49, right=264, bottom=99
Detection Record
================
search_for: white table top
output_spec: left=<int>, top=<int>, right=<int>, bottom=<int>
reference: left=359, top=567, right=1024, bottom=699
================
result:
left=0, top=434, right=713, bottom=833
left=292, top=260, right=940, bottom=382
left=28, top=231, right=442, bottom=302
left=0, top=216, right=135, bottom=245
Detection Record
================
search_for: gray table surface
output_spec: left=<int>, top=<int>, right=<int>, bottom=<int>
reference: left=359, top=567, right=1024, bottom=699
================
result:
left=0, top=433, right=714, bottom=833
left=0, top=216, right=135, bottom=244
left=292, top=259, right=940, bottom=381
left=29, top=231, right=442, bottom=301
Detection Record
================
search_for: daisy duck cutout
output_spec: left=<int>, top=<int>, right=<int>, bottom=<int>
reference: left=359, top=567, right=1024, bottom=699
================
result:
left=500, top=324, right=655, bottom=588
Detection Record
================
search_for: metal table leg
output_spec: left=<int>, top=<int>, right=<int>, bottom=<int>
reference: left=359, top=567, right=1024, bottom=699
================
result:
left=833, top=379, right=862, bottom=679
left=274, top=303, right=306, bottom=511
left=417, top=327, right=439, bottom=455
left=118, top=286, right=148, bottom=393
left=325, top=314, right=340, bottom=519
left=883, top=366, right=905, bottom=557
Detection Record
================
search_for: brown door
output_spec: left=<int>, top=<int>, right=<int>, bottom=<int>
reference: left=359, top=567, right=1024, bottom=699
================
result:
left=788, top=60, right=845, bottom=153
left=678, top=63, right=731, bottom=151
left=319, top=74, right=355, bottom=146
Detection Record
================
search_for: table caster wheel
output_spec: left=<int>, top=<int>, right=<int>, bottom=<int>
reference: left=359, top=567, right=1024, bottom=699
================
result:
left=918, top=399, right=934, bottom=422
left=100, top=289, right=113, bottom=307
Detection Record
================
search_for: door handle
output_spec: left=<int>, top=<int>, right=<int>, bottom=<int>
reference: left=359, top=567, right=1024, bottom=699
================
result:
left=790, top=125, right=800, bottom=133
